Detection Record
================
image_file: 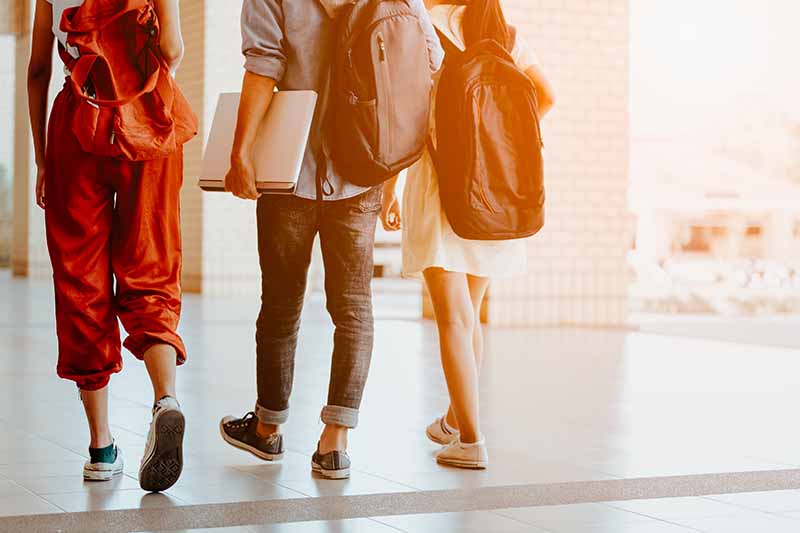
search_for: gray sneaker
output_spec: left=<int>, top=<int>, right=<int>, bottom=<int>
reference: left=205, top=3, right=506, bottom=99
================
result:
left=139, top=396, right=185, bottom=492
left=311, top=447, right=351, bottom=480
left=220, top=412, right=284, bottom=461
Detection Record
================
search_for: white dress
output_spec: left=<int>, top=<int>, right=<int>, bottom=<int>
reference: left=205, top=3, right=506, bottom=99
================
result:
left=401, top=4, right=541, bottom=280
left=46, top=0, right=84, bottom=58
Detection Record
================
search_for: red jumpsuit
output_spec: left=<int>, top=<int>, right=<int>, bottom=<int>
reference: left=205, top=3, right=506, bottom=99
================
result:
left=44, top=88, right=186, bottom=391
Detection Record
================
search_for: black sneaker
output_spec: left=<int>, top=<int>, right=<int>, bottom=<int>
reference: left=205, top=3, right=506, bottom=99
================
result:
left=219, top=412, right=284, bottom=461
left=311, top=447, right=351, bottom=480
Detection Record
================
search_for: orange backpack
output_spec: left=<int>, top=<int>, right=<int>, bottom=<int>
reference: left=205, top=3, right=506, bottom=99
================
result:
left=59, top=0, right=197, bottom=161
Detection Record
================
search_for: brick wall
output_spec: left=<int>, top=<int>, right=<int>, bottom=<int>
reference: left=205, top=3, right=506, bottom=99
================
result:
left=177, top=0, right=206, bottom=292
left=489, top=0, right=633, bottom=326
left=199, top=0, right=263, bottom=295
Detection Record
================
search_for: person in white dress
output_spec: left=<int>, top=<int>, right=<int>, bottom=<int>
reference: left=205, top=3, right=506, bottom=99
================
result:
left=381, top=0, right=556, bottom=469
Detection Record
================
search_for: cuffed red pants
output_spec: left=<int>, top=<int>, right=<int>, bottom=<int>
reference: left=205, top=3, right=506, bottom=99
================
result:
left=44, top=89, right=186, bottom=391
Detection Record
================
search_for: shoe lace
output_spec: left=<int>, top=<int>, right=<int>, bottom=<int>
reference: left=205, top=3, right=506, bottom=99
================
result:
left=227, top=411, right=257, bottom=429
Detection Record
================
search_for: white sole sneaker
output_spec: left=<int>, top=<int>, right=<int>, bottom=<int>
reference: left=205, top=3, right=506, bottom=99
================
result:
left=218, top=418, right=284, bottom=461
left=139, top=398, right=185, bottom=492
left=83, top=448, right=124, bottom=481
left=311, top=460, right=351, bottom=480
left=425, top=417, right=459, bottom=446
left=435, top=438, right=489, bottom=470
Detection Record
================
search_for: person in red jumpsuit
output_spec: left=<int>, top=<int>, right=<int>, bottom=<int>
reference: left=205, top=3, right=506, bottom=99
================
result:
left=28, top=0, right=191, bottom=492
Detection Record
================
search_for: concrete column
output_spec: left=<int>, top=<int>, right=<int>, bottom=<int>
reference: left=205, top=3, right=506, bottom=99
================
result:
left=11, top=0, right=31, bottom=277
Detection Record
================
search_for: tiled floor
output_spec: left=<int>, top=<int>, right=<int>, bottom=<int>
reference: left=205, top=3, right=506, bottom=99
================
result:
left=3, top=272, right=800, bottom=531
left=141, top=490, right=800, bottom=532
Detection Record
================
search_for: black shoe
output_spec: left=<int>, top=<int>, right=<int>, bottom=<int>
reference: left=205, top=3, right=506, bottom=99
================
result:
left=311, top=447, right=351, bottom=480
left=219, top=412, right=284, bottom=461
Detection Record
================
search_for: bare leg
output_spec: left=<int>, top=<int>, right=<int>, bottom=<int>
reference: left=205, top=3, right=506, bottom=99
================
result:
left=143, top=344, right=178, bottom=403
left=446, top=275, right=490, bottom=430
left=424, top=268, right=481, bottom=443
left=80, top=387, right=113, bottom=449
left=319, top=425, right=348, bottom=454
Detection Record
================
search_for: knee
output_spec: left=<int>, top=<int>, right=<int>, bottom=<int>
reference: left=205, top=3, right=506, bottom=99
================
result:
left=256, top=294, right=304, bottom=338
left=436, top=309, right=476, bottom=334
left=326, top=291, right=372, bottom=327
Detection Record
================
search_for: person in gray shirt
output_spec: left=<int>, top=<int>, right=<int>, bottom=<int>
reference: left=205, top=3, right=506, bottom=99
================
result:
left=220, top=0, right=443, bottom=479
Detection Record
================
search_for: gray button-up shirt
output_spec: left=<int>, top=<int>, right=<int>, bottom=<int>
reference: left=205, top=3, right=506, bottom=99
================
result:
left=241, top=0, right=444, bottom=201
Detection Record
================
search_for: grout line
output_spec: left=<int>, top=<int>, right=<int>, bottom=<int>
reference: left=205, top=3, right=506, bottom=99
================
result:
left=367, top=516, right=409, bottom=532
left=4, top=469, right=800, bottom=531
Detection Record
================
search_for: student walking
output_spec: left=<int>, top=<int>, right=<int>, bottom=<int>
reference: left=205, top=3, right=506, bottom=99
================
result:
left=219, top=0, right=443, bottom=480
left=28, top=0, right=196, bottom=491
left=381, top=0, right=556, bottom=469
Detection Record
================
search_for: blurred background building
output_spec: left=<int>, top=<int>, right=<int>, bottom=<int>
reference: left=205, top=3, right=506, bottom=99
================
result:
left=3, top=0, right=798, bottom=324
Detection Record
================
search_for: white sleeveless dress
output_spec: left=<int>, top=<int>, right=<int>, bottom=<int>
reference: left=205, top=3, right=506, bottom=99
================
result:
left=401, top=4, right=541, bottom=279
left=46, top=0, right=84, bottom=57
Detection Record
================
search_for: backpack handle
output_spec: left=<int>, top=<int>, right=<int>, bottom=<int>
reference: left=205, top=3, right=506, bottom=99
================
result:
left=69, top=53, right=161, bottom=108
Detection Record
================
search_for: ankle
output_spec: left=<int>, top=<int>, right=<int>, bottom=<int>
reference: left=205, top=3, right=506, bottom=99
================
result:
left=154, top=391, right=177, bottom=404
left=256, top=421, right=279, bottom=438
left=459, top=431, right=483, bottom=445
left=89, top=432, right=113, bottom=449
left=444, top=412, right=459, bottom=432
left=318, top=425, right=348, bottom=454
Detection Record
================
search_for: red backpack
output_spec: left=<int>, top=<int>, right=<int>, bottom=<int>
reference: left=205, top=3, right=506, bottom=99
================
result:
left=429, top=29, right=545, bottom=241
left=59, top=0, right=197, bottom=161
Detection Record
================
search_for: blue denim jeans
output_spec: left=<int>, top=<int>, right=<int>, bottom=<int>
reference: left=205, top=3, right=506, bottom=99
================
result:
left=254, top=187, right=382, bottom=429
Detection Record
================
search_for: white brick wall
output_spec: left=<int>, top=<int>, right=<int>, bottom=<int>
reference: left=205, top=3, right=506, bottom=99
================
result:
left=200, top=0, right=262, bottom=296
left=490, top=0, right=633, bottom=327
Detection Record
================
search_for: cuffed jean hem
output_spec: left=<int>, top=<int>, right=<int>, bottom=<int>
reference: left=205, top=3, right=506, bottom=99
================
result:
left=255, top=402, right=289, bottom=425
left=321, top=405, right=359, bottom=429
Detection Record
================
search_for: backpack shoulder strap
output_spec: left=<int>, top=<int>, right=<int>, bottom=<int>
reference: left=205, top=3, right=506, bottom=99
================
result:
left=509, top=25, right=518, bottom=52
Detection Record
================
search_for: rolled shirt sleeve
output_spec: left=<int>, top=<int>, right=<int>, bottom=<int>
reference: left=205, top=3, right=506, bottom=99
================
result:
left=410, top=0, right=444, bottom=72
left=241, top=0, right=287, bottom=81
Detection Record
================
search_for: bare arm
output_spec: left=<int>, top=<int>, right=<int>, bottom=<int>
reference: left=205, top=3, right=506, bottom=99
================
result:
left=525, top=64, right=556, bottom=117
left=381, top=174, right=402, bottom=231
left=28, top=0, right=54, bottom=209
left=154, top=0, right=184, bottom=71
left=225, top=71, right=277, bottom=200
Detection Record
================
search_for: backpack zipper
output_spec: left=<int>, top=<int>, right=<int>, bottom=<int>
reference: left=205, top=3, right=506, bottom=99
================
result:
left=375, top=31, right=392, bottom=161
left=378, top=34, right=386, bottom=62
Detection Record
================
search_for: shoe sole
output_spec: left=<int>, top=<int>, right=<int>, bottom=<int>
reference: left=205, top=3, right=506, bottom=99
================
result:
left=83, top=467, right=124, bottom=482
left=218, top=421, right=284, bottom=461
left=311, top=461, right=350, bottom=480
left=426, top=426, right=458, bottom=446
left=436, top=456, right=488, bottom=470
left=139, top=409, right=185, bottom=492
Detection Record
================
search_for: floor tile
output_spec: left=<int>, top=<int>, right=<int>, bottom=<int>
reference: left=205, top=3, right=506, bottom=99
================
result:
left=250, top=518, right=401, bottom=532
left=606, top=497, right=759, bottom=520
left=675, top=514, right=800, bottom=532
left=165, top=477, right=304, bottom=505
left=706, top=490, right=800, bottom=513
left=41, top=488, right=186, bottom=512
left=496, top=503, right=658, bottom=530
left=0, top=493, right=63, bottom=516
left=0, top=478, right=32, bottom=498
left=374, top=511, right=547, bottom=532
left=275, top=470, right=416, bottom=498
left=555, top=522, right=699, bottom=533
left=16, top=473, right=142, bottom=495
left=0, top=460, right=89, bottom=480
